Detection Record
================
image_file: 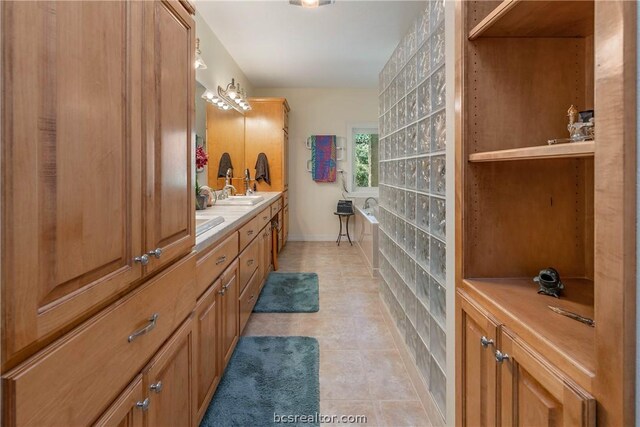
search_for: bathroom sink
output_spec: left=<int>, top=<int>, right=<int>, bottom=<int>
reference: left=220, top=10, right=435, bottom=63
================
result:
left=195, top=216, right=224, bottom=236
left=215, top=195, right=265, bottom=206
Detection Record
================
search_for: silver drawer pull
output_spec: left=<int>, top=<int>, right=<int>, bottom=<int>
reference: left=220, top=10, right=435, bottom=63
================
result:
left=247, top=230, right=254, bottom=236
left=216, top=255, right=227, bottom=265
left=263, top=216, right=268, bottom=220
left=218, top=288, right=226, bottom=296
left=147, top=248, right=162, bottom=259
left=136, top=398, right=150, bottom=411
left=495, top=350, right=510, bottom=363
left=134, top=254, right=149, bottom=266
left=150, top=381, right=163, bottom=393
left=128, top=313, right=159, bottom=343
left=249, top=294, right=255, bottom=301
left=480, top=336, right=494, bottom=348
left=223, top=282, right=231, bottom=290
left=247, top=259, right=254, bottom=266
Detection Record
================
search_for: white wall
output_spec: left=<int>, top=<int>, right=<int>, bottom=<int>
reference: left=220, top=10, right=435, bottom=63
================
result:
left=194, top=12, right=254, bottom=187
left=254, top=88, right=379, bottom=241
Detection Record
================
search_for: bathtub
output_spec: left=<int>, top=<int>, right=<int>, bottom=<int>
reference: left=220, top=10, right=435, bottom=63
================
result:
left=354, top=204, right=379, bottom=277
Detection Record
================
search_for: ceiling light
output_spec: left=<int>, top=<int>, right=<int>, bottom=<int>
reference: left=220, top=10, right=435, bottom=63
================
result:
left=289, top=0, right=334, bottom=8
left=201, top=90, right=215, bottom=101
left=194, top=38, right=207, bottom=70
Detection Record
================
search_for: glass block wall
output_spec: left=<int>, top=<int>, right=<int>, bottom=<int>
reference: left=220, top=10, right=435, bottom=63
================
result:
left=377, top=0, right=447, bottom=417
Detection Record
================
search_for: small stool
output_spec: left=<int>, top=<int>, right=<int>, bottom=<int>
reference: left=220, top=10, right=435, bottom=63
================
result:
left=334, top=212, right=354, bottom=246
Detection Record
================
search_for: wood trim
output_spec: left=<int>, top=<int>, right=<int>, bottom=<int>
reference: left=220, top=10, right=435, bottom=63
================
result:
left=179, top=0, right=195, bottom=15
left=593, top=1, right=637, bottom=426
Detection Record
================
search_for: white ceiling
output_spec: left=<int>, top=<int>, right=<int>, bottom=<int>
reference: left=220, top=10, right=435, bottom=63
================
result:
left=196, top=1, right=425, bottom=88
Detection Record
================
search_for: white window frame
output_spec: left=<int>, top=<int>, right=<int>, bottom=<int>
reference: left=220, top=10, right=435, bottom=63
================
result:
left=345, top=122, right=379, bottom=196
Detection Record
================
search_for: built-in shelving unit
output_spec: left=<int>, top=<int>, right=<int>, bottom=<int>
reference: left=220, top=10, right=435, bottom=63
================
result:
left=468, top=141, right=594, bottom=163
left=468, top=0, right=594, bottom=40
left=457, top=1, right=636, bottom=425
left=463, top=278, right=595, bottom=388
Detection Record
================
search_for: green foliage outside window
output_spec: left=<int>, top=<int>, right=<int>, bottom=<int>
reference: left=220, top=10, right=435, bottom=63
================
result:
left=354, top=133, right=379, bottom=188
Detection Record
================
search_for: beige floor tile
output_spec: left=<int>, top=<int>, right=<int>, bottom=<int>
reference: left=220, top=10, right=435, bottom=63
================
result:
left=377, top=401, right=431, bottom=427
left=360, top=350, right=418, bottom=401
left=320, top=350, right=370, bottom=400
left=353, top=317, right=396, bottom=350
left=320, top=400, right=380, bottom=426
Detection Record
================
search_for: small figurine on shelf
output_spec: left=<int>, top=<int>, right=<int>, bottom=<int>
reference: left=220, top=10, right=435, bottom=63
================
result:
left=534, top=267, right=564, bottom=298
left=548, top=105, right=595, bottom=145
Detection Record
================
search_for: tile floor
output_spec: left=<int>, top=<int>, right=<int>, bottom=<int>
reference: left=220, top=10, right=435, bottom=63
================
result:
left=243, top=241, right=434, bottom=427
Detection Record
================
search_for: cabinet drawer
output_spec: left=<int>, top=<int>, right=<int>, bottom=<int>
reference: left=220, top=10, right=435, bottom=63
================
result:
left=239, top=237, right=260, bottom=293
left=239, top=216, right=259, bottom=250
left=271, top=198, right=283, bottom=218
left=283, top=191, right=289, bottom=207
left=239, top=270, right=261, bottom=333
left=258, top=206, right=272, bottom=231
left=2, top=254, right=197, bottom=427
left=196, top=232, right=239, bottom=297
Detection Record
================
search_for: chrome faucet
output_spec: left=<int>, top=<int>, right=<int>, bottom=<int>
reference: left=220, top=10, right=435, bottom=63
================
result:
left=244, top=168, right=254, bottom=195
left=364, top=197, right=378, bottom=209
left=225, top=168, right=233, bottom=187
left=221, top=184, right=237, bottom=199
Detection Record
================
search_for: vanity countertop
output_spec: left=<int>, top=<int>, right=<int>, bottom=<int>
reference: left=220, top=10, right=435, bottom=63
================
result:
left=195, top=191, right=282, bottom=253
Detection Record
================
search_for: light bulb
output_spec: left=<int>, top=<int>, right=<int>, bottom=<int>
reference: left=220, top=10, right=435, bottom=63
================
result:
left=217, top=101, right=224, bottom=107
left=202, top=90, right=214, bottom=100
left=235, top=98, right=242, bottom=104
left=222, top=104, right=230, bottom=110
left=242, top=105, right=249, bottom=110
left=228, top=91, right=237, bottom=100
left=194, top=57, right=207, bottom=70
left=301, top=0, right=319, bottom=7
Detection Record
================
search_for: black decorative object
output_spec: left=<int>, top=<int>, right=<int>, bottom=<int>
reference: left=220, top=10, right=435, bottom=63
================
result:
left=336, top=200, right=353, bottom=214
left=534, top=267, right=564, bottom=298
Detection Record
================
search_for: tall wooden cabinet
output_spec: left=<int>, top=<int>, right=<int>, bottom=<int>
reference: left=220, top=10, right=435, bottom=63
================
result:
left=143, top=0, right=195, bottom=274
left=455, top=1, right=636, bottom=426
left=1, top=0, right=197, bottom=425
left=245, top=98, right=290, bottom=192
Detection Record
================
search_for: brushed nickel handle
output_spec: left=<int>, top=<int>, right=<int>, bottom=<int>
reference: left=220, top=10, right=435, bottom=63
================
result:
left=223, top=282, right=231, bottom=290
left=136, top=398, right=150, bottom=411
left=150, top=381, right=163, bottom=393
left=147, top=248, right=162, bottom=259
left=247, top=230, right=254, bottom=236
left=134, top=254, right=149, bottom=266
left=128, top=313, right=159, bottom=343
left=480, top=336, right=494, bottom=348
left=247, top=259, right=254, bottom=266
left=216, top=255, right=227, bottom=265
left=218, top=288, right=226, bottom=296
left=495, top=350, right=510, bottom=363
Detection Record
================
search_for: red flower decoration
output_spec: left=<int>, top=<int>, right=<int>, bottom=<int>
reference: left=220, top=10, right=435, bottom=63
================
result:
left=196, top=146, right=209, bottom=170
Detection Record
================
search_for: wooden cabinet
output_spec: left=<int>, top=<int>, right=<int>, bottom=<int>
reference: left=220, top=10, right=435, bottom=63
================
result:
left=457, top=291, right=595, bottom=427
left=239, top=237, right=260, bottom=293
left=457, top=295, right=499, bottom=427
left=94, top=376, right=146, bottom=427
left=195, top=280, right=223, bottom=422
left=283, top=204, right=289, bottom=247
left=499, top=329, right=595, bottom=427
left=245, top=98, right=290, bottom=192
left=142, top=0, right=195, bottom=273
left=196, top=232, right=239, bottom=297
left=220, top=261, right=240, bottom=366
left=239, top=270, right=261, bottom=333
left=143, top=315, right=195, bottom=427
left=1, top=0, right=145, bottom=368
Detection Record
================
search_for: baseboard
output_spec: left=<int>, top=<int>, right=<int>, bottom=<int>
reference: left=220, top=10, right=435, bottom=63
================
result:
left=287, top=234, right=339, bottom=242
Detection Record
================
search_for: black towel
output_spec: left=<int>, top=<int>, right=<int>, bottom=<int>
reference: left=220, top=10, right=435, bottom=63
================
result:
left=255, top=153, right=271, bottom=185
left=217, top=153, right=233, bottom=178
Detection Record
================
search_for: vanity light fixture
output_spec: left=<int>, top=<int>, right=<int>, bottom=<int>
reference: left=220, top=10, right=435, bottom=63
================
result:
left=217, top=78, right=251, bottom=113
left=289, top=0, right=334, bottom=8
left=194, top=38, right=207, bottom=70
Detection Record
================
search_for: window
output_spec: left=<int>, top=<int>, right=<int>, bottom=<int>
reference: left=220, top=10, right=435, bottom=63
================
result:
left=347, top=124, right=379, bottom=193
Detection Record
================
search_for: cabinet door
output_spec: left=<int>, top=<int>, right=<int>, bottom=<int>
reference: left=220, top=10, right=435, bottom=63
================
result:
left=221, top=261, right=240, bottom=366
left=499, top=329, right=595, bottom=427
left=195, top=280, right=222, bottom=421
left=144, top=316, right=195, bottom=427
left=1, top=0, right=144, bottom=365
left=94, top=376, right=146, bottom=427
left=457, top=293, right=500, bottom=427
left=283, top=205, right=289, bottom=246
left=143, top=0, right=195, bottom=274
left=283, top=131, right=289, bottom=190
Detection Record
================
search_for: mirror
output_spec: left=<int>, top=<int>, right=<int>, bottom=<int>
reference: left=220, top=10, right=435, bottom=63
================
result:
left=195, top=80, right=246, bottom=190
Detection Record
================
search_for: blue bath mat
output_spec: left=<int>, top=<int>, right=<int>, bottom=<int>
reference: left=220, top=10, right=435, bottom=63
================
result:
left=200, top=336, right=320, bottom=427
left=253, top=272, right=319, bottom=313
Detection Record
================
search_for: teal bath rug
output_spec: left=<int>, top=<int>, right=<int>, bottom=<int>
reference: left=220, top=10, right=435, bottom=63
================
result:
left=200, top=336, right=320, bottom=427
left=253, top=272, right=319, bottom=313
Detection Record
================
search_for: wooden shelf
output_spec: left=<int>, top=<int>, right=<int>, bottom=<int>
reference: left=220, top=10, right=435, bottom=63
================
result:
left=468, top=141, right=594, bottom=163
left=469, top=0, right=594, bottom=40
left=462, top=277, right=595, bottom=391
